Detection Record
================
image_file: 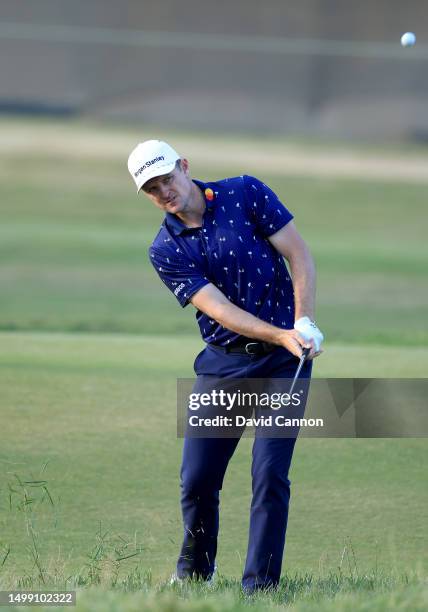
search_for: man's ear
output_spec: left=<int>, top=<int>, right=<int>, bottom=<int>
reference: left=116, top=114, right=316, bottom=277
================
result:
left=180, top=158, right=190, bottom=175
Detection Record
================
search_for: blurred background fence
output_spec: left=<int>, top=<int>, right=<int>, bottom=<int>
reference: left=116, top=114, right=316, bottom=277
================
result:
left=1, top=0, right=428, bottom=140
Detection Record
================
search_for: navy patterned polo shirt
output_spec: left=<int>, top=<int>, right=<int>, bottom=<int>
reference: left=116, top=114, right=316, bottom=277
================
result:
left=149, top=175, right=295, bottom=346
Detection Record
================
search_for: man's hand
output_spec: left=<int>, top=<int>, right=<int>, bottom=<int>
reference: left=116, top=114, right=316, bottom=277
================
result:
left=277, top=329, right=317, bottom=359
left=293, top=316, right=324, bottom=359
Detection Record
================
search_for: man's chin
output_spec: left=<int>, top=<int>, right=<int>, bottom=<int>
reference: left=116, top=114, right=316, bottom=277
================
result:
left=167, top=201, right=181, bottom=212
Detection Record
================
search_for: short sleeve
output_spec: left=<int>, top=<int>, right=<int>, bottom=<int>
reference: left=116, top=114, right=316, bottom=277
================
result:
left=149, top=246, right=210, bottom=307
left=243, top=175, right=293, bottom=237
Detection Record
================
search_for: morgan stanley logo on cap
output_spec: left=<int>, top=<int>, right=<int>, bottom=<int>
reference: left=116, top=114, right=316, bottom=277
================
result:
left=127, top=140, right=181, bottom=192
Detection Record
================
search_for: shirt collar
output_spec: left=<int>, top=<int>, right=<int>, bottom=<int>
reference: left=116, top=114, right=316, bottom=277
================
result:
left=164, top=179, right=214, bottom=236
left=164, top=212, right=188, bottom=235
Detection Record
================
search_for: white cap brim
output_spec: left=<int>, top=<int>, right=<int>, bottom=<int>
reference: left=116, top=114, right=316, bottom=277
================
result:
left=136, top=160, right=178, bottom=192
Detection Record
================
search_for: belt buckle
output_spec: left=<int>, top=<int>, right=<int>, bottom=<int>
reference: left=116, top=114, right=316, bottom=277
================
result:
left=245, top=342, right=260, bottom=355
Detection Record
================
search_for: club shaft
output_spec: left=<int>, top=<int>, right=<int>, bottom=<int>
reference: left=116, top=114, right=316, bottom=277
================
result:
left=289, top=348, right=310, bottom=395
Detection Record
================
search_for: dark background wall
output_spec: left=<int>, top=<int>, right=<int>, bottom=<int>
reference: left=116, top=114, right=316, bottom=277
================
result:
left=1, top=0, right=427, bottom=139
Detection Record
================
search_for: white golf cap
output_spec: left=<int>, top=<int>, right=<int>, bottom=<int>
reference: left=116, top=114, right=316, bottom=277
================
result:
left=127, top=140, right=181, bottom=192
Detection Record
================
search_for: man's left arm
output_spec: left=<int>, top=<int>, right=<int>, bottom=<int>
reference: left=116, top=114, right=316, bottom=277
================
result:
left=268, top=220, right=315, bottom=320
left=269, top=220, right=323, bottom=356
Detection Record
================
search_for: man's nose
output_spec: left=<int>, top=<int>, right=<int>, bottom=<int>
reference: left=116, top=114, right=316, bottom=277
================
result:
left=159, top=184, right=170, bottom=200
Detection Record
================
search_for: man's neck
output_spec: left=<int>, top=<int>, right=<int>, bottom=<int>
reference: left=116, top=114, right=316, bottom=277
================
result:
left=175, top=183, right=206, bottom=228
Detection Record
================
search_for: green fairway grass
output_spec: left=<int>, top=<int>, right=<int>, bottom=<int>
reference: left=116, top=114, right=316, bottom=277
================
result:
left=0, top=332, right=426, bottom=587
left=0, top=119, right=427, bottom=345
left=0, top=118, right=427, bottom=609
left=1, top=577, right=427, bottom=612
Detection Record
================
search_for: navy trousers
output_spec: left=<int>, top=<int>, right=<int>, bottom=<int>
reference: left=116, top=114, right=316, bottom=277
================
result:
left=177, top=344, right=312, bottom=591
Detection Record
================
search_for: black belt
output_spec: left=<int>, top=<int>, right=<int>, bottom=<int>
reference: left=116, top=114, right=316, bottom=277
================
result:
left=211, top=341, right=277, bottom=356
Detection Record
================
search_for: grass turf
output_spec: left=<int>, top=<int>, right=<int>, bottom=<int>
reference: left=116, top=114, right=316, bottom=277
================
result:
left=0, top=120, right=427, bottom=345
left=0, top=333, right=426, bottom=587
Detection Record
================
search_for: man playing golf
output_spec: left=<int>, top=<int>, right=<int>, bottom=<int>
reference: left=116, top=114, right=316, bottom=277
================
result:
left=127, top=139, right=324, bottom=593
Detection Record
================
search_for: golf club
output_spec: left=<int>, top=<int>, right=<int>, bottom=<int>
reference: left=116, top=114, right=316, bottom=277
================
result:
left=289, top=347, right=311, bottom=395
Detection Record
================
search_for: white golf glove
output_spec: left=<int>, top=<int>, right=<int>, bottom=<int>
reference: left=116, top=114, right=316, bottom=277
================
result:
left=294, top=316, right=324, bottom=352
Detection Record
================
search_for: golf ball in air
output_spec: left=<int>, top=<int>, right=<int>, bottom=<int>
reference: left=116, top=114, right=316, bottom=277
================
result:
left=401, top=32, right=416, bottom=47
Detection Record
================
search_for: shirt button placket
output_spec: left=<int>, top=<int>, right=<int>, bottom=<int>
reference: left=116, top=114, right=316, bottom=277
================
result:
left=200, top=225, right=209, bottom=259
left=202, top=225, right=209, bottom=245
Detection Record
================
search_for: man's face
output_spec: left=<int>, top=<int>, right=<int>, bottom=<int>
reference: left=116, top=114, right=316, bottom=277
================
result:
left=142, top=159, right=193, bottom=215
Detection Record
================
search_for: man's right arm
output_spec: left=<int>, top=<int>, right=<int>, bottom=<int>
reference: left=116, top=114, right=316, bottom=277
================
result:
left=190, top=283, right=314, bottom=359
